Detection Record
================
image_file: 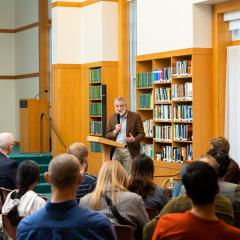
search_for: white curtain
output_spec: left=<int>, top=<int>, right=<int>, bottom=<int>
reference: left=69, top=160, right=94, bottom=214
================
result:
left=225, top=45, right=240, bottom=165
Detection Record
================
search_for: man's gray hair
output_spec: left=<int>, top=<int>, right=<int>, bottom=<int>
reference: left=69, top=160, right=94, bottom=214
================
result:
left=0, top=132, right=14, bottom=150
left=114, top=96, right=126, bottom=105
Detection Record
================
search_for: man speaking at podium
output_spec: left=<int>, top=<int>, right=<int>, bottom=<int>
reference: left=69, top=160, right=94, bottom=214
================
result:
left=105, top=96, right=145, bottom=173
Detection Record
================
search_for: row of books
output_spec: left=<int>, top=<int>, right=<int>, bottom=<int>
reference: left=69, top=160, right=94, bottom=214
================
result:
left=136, top=72, right=153, bottom=88
left=154, top=87, right=171, bottom=102
left=172, top=60, right=192, bottom=76
left=155, top=144, right=192, bottom=162
left=143, top=119, right=153, bottom=137
left=89, top=68, right=101, bottom=83
left=138, top=93, right=153, bottom=109
left=89, top=102, right=102, bottom=116
left=153, top=68, right=171, bottom=82
left=154, top=125, right=172, bottom=141
left=154, top=105, right=172, bottom=120
left=172, top=82, right=192, bottom=100
left=173, top=145, right=192, bottom=162
left=90, top=86, right=102, bottom=100
left=89, top=121, right=102, bottom=135
left=141, top=144, right=154, bottom=159
left=174, top=124, right=192, bottom=141
left=90, top=142, right=102, bottom=152
left=173, top=105, right=192, bottom=121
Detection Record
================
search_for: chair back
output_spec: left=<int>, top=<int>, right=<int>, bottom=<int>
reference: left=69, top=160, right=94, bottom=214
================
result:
left=114, top=224, right=134, bottom=240
left=146, top=208, right=159, bottom=220
left=0, top=187, right=12, bottom=203
left=234, top=211, right=240, bottom=228
left=2, top=215, right=17, bottom=240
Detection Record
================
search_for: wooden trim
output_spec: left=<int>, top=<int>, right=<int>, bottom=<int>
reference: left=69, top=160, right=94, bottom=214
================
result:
left=81, top=0, right=118, bottom=7
left=15, top=22, right=39, bottom=33
left=118, top=0, right=129, bottom=105
left=0, top=29, right=15, bottom=33
left=136, top=48, right=213, bottom=61
left=81, top=61, right=118, bottom=68
left=0, top=22, right=39, bottom=34
left=52, top=64, right=82, bottom=69
left=39, top=0, right=49, bottom=102
left=15, top=73, right=39, bottom=79
left=52, top=62, right=118, bottom=70
left=0, top=73, right=39, bottom=80
left=228, top=40, right=240, bottom=46
left=212, top=0, right=240, bottom=136
left=51, top=0, right=118, bottom=8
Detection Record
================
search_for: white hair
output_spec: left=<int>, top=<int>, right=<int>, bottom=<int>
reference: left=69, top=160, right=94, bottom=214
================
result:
left=0, top=132, right=14, bottom=150
left=114, top=96, right=126, bottom=105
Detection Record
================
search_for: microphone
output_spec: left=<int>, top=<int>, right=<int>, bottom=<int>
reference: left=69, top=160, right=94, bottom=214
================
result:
left=35, top=89, right=48, bottom=99
left=117, top=113, right=120, bottom=124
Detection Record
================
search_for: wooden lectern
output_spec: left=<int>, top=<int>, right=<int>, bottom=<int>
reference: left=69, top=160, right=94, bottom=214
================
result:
left=19, top=99, right=50, bottom=153
left=87, top=136, right=124, bottom=162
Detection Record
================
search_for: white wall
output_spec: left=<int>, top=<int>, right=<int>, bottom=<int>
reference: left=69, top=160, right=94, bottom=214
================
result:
left=15, top=28, right=39, bottom=74
left=15, top=0, right=38, bottom=28
left=0, top=0, right=15, bottom=28
left=137, top=0, right=212, bottom=55
left=52, top=7, right=82, bottom=64
left=0, top=0, right=39, bottom=140
left=52, top=1, right=118, bottom=64
left=0, top=33, right=15, bottom=75
left=193, top=4, right=212, bottom=47
left=0, top=81, right=16, bottom=135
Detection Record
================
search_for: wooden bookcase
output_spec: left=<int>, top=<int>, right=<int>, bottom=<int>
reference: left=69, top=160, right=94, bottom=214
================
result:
left=81, top=61, right=119, bottom=175
left=136, top=48, right=213, bottom=184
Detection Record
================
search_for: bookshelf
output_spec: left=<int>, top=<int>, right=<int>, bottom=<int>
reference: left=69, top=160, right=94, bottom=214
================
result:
left=80, top=61, right=119, bottom=175
left=136, top=48, right=213, bottom=183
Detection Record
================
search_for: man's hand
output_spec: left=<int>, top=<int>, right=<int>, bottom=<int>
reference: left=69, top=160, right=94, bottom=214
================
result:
left=113, top=124, right=121, bottom=136
left=125, top=133, right=135, bottom=143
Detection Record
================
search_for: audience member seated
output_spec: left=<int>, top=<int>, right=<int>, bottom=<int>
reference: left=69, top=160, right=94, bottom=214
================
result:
left=128, top=154, right=168, bottom=211
left=17, top=154, right=116, bottom=240
left=143, top=155, right=235, bottom=240
left=209, top=137, right=240, bottom=184
left=152, top=161, right=240, bottom=240
left=80, top=160, right=149, bottom=239
left=67, top=142, right=97, bottom=203
left=207, top=148, right=240, bottom=210
left=2, top=160, right=46, bottom=226
left=0, top=132, right=18, bottom=189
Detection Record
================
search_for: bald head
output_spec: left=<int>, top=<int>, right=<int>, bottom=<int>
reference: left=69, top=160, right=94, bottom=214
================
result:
left=67, top=142, right=88, bottom=165
left=199, top=154, right=219, bottom=173
left=0, top=132, right=15, bottom=153
left=48, top=153, right=80, bottom=189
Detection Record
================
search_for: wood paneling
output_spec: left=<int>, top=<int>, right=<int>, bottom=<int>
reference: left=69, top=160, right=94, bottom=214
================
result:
left=39, top=0, right=49, bottom=102
left=213, top=0, right=240, bottom=136
left=20, top=99, right=50, bottom=153
left=52, top=0, right=118, bottom=8
left=118, top=0, right=129, bottom=105
left=51, top=65, right=82, bottom=156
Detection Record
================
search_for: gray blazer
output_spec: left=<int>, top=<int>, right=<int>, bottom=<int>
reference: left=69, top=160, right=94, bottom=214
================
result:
left=80, top=190, right=149, bottom=230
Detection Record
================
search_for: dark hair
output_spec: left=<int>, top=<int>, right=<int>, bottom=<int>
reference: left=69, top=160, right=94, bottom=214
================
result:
left=16, top=160, right=40, bottom=198
left=210, top=137, right=230, bottom=153
left=182, top=161, right=218, bottom=205
left=128, top=154, right=155, bottom=198
left=7, top=160, right=40, bottom=226
left=207, top=148, right=230, bottom=178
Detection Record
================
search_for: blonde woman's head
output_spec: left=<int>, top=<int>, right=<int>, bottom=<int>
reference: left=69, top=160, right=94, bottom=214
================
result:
left=91, top=160, right=128, bottom=209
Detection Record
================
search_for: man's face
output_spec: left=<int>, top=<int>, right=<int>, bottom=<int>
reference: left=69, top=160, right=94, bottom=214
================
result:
left=114, top=101, right=127, bottom=116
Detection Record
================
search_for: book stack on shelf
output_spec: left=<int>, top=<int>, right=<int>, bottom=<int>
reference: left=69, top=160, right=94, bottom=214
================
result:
left=89, top=67, right=103, bottom=152
left=136, top=56, right=195, bottom=163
